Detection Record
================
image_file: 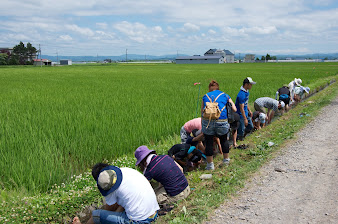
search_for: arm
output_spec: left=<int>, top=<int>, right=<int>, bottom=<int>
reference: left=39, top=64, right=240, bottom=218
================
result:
left=174, top=161, right=184, bottom=173
left=201, top=99, right=204, bottom=117
left=269, top=110, right=274, bottom=123
left=247, top=105, right=252, bottom=117
left=229, top=98, right=237, bottom=112
left=253, top=120, right=261, bottom=130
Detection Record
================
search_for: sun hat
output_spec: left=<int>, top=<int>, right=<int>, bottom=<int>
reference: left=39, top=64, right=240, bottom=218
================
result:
left=97, top=165, right=123, bottom=196
left=304, top=87, right=310, bottom=94
left=243, top=77, right=256, bottom=84
left=135, top=145, right=156, bottom=166
left=259, top=113, right=266, bottom=124
left=294, top=78, right=302, bottom=86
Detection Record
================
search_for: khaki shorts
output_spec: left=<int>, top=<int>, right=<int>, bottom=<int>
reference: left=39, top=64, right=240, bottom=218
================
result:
left=254, top=102, right=266, bottom=114
left=155, top=185, right=190, bottom=205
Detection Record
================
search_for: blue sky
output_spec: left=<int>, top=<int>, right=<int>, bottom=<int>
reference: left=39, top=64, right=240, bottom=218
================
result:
left=0, top=0, right=337, bottom=56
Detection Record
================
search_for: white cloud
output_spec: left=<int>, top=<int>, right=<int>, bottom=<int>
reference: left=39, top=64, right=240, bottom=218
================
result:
left=65, top=24, right=95, bottom=37
left=113, top=21, right=165, bottom=43
left=96, top=23, right=108, bottom=29
left=59, top=35, right=73, bottom=41
left=180, top=23, right=200, bottom=32
left=208, top=29, right=216, bottom=35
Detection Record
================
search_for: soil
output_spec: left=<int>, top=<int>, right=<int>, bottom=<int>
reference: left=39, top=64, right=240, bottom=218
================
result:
left=205, top=96, right=338, bottom=224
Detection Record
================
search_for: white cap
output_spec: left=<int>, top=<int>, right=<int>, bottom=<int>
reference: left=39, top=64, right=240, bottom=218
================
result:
left=244, top=77, right=256, bottom=84
left=259, top=113, right=266, bottom=123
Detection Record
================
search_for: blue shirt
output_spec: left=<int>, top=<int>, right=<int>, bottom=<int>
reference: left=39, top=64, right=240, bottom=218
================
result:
left=144, top=155, right=188, bottom=197
left=235, top=87, right=250, bottom=118
left=202, top=90, right=230, bottom=119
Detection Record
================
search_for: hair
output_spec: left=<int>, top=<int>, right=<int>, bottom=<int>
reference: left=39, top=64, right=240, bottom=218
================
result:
left=92, top=163, right=109, bottom=181
left=208, top=80, right=219, bottom=91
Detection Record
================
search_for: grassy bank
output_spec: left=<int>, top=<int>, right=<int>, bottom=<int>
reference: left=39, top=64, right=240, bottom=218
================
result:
left=0, top=74, right=337, bottom=223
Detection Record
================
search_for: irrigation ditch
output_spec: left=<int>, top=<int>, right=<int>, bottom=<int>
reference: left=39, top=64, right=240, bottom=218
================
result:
left=70, top=77, right=337, bottom=224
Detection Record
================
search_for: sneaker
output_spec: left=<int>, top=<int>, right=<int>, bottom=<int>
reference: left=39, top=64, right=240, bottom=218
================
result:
left=222, top=158, right=230, bottom=165
left=205, top=162, right=214, bottom=170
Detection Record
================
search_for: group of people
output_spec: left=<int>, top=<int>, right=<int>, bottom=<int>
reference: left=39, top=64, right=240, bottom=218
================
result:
left=72, top=77, right=310, bottom=224
left=179, top=77, right=309, bottom=171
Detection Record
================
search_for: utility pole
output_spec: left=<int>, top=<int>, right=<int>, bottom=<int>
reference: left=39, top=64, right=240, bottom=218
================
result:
left=56, top=50, right=58, bottom=65
left=39, top=44, right=42, bottom=67
left=126, top=49, right=128, bottom=63
left=239, top=53, right=240, bottom=63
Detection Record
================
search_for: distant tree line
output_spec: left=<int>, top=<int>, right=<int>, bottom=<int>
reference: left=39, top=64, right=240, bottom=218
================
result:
left=256, top=54, right=277, bottom=61
left=0, top=41, right=37, bottom=65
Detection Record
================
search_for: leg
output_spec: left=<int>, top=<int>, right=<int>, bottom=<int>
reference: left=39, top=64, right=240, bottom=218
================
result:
left=92, top=210, right=130, bottom=224
left=237, top=117, right=245, bottom=139
left=219, top=134, right=229, bottom=159
left=180, top=126, right=189, bottom=143
left=232, top=129, right=238, bottom=147
left=204, top=134, right=214, bottom=169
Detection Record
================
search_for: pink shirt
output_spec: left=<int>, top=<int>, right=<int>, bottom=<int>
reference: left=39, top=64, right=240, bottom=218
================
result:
left=183, top=117, right=202, bottom=133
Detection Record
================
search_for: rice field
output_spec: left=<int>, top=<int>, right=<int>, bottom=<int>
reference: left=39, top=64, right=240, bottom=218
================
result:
left=0, top=62, right=337, bottom=194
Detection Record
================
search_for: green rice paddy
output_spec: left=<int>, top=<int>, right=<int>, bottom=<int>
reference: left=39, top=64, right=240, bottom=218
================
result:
left=0, top=62, right=337, bottom=194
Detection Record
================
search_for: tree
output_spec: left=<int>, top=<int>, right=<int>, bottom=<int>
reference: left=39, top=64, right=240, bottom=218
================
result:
left=26, top=42, right=37, bottom=62
left=0, top=53, right=8, bottom=65
left=266, top=54, right=271, bottom=61
left=256, top=57, right=260, bottom=61
left=261, top=55, right=266, bottom=61
left=13, top=41, right=28, bottom=65
left=271, top=56, right=277, bottom=60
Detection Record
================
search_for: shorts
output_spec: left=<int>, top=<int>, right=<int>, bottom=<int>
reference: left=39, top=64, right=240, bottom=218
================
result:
left=254, top=102, right=266, bottom=114
left=279, top=97, right=290, bottom=105
left=202, top=119, right=230, bottom=136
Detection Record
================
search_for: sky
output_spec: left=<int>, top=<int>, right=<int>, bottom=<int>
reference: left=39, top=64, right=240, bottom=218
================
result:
left=0, top=0, right=337, bottom=56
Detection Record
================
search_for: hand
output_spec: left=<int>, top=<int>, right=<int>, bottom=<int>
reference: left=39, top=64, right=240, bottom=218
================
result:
left=244, top=118, right=248, bottom=126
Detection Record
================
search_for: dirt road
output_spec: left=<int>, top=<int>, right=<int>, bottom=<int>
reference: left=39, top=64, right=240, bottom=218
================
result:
left=206, top=97, right=338, bottom=224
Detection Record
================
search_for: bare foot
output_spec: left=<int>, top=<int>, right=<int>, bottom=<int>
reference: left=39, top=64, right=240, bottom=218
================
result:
left=72, top=216, right=81, bottom=224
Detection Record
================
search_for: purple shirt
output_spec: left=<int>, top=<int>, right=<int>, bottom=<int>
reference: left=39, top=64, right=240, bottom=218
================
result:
left=144, top=155, right=188, bottom=197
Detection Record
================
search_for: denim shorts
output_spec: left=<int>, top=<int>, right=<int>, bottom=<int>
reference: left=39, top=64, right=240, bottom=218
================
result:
left=202, top=119, right=230, bottom=136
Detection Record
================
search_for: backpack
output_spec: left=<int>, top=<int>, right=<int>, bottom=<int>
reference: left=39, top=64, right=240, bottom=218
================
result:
left=226, top=99, right=235, bottom=123
left=203, top=92, right=224, bottom=120
left=203, top=92, right=226, bottom=128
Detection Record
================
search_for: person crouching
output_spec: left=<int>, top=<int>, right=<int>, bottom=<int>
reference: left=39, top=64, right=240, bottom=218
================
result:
left=135, top=146, right=191, bottom=208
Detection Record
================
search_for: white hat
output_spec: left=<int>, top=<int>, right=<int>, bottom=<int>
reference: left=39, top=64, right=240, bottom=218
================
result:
left=304, top=87, right=310, bottom=94
left=259, top=113, right=266, bottom=123
left=294, top=78, right=302, bottom=86
left=280, top=101, right=285, bottom=108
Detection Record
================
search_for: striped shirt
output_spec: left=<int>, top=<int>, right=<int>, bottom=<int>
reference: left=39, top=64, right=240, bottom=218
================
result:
left=255, top=97, right=279, bottom=112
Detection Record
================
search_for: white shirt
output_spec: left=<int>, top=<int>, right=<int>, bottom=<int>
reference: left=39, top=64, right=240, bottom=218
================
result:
left=105, top=167, right=159, bottom=221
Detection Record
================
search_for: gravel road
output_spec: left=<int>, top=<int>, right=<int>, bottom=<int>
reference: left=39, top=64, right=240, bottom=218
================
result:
left=205, top=97, right=338, bottom=224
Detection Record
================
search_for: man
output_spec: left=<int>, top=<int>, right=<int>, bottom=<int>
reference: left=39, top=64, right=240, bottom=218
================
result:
left=252, top=111, right=267, bottom=130
left=135, top=146, right=190, bottom=207
left=276, top=84, right=291, bottom=112
left=254, top=97, right=285, bottom=124
left=235, top=77, right=256, bottom=141
left=72, top=163, right=159, bottom=224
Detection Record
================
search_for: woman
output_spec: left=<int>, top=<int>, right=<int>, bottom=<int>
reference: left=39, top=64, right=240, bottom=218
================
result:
left=201, top=80, right=236, bottom=170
